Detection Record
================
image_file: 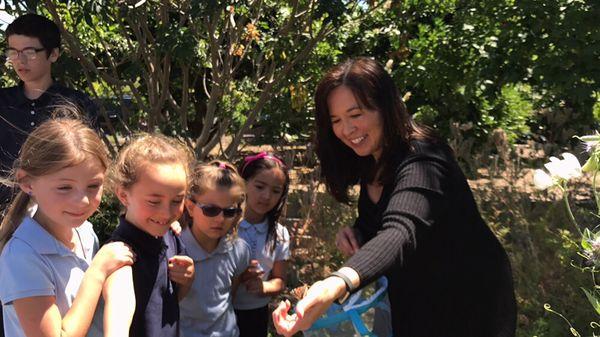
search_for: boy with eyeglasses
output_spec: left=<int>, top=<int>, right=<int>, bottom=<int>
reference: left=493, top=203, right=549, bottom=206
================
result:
left=0, top=13, right=98, bottom=209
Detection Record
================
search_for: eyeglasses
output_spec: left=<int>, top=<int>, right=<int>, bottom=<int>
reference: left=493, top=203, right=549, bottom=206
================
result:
left=5, top=47, right=46, bottom=61
left=191, top=200, right=242, bottom=218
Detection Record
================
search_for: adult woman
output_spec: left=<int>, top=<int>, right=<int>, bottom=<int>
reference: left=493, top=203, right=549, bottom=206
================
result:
left=272, top=58, right=516, bottom=337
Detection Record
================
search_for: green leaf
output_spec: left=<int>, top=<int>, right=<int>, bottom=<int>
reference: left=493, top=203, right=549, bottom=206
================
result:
left=582, top=288, right=600, bottom=316
left=581, top=237, right=592, bottom=250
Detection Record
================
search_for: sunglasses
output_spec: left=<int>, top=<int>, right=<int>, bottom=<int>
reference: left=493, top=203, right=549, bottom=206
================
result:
left=191, top=200, right=242, bottom=218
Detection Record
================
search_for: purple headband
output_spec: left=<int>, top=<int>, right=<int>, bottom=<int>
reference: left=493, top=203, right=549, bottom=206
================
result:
left=242, top=151, right=284, bottom=172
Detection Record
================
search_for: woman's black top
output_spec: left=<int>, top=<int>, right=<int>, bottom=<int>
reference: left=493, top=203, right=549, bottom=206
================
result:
left=344, top=140, right=516, bottom=337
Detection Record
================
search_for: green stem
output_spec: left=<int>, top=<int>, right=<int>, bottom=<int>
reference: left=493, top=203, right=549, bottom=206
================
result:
left=563, top=189, right=583, bottom=238
left=594, top=170, right=600, bottom=214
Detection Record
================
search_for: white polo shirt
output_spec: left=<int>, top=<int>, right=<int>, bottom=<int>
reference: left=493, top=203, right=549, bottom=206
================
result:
left=233, top=219, right=290, bottom=310
left=0, top=216, right=98, bottom=337
left=179, top=227, right=250, bottom=337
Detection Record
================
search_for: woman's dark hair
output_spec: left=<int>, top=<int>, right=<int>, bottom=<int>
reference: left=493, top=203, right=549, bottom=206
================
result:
left=6, top=13, right=61, bottom=56
left=240, top=153, right=290, bottom=254
left=314, top=57, right=436, bottom=203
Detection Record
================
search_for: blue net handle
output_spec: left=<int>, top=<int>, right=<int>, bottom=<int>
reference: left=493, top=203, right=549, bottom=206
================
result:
left=306, top=277, right=389, bottom=336
left=348, top=309, right=374, bottom=336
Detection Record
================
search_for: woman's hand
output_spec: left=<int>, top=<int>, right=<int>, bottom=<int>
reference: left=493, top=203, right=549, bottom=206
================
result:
left=335, top=226, right=360, bottom=256
left=272, top=276, right=346, bottom=336
left=91, top=242, right=135, bottom=280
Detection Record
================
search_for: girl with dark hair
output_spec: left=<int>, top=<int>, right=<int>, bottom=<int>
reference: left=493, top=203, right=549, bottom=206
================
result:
left=234, top=152, right=291, bottom=337
left=273, top=57, right=517, bottom=337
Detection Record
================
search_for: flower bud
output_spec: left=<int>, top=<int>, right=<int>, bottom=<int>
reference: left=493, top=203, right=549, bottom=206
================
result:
left=582, top=157, right=599, bottom=173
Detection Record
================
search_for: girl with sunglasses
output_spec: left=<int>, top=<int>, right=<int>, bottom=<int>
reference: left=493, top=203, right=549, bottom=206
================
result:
left=179, top=160, right=251, bottom=337
left=233, top=152, right=291, bottom=337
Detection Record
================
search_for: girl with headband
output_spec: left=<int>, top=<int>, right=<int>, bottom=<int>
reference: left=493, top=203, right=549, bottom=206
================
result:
left=234, top=152, right=291, bottom=337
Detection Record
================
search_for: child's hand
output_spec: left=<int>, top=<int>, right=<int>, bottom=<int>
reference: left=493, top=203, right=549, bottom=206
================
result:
left=168, top=255, right=195, bottom=287
left=91, top=242, right=135, bottom=279
left=240, top=259, right=264, bottom=282
left=170, top=220, right=182, bottom=236
left=244, top=276, right=264, bottom=295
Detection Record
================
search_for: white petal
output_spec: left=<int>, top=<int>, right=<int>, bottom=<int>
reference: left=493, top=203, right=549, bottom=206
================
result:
left=561, top=153, right=582, bottom=178
left=544, top=160, right=564, bottom=178
left=533, top=169, right=554, bottom=190
left=561, top=153, right=581, bottom=168
left=548, top=156, right=560, bottom=163
left=543, top=154, right=582, bottom=180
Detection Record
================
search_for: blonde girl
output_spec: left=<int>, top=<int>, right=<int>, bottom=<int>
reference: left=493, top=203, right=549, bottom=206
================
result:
left=105, top=133, right=195, bottom=337
left=179, top=161, right=250, bottom=337
left=234, top=152, right=291, bottom=337
left=0, top=118, right=134, bottom=337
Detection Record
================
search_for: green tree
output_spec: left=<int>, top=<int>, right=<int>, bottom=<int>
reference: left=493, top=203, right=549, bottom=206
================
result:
left=332, top=0, right=599, bottom=143
left=2, top=0, right=381, bottom=158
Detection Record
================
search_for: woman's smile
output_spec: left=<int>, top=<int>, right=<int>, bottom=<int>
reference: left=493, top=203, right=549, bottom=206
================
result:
left=350, top=136, right=366, bottom=144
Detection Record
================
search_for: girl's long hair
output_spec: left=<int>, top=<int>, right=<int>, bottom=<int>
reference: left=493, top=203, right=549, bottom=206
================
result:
left=0, top=117, right=109, bottom=251
left=239, top=153, right=290, bottom=254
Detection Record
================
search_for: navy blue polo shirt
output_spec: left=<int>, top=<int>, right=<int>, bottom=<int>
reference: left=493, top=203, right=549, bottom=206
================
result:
left=110, top=216, right=186, bottom=337
left=0, top=82, right=98, bottom=205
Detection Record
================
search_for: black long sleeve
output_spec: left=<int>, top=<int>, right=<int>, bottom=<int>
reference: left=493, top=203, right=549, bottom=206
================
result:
left=342, top=140, right=516, bottom=337
left=345, top=154, right=448, bottom=285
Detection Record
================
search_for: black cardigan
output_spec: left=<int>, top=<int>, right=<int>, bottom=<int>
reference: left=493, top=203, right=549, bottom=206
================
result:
left=344, top=140, right=516, bottom=337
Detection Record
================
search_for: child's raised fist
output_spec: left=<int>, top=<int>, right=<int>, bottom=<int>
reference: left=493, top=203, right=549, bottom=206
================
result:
left=168, top=255, right=195, bottom=288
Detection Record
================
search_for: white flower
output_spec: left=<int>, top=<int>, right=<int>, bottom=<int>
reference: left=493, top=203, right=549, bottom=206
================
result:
left=534, top=152, right=582, bottom=190
left=591, top=237, right=600, bottom=251
left=544, top=153, right=582, bottom=180
left=533, top=169, right=554, bottom=190
left=584, top=236, right=600, bottom=266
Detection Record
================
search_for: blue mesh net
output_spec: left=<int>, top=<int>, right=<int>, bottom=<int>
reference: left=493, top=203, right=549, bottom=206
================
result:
left=303, top=277, right=392, bottom=337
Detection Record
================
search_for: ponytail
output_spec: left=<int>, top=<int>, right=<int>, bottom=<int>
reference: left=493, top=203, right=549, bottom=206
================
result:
left=0, top=190, right=32, bottom=252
